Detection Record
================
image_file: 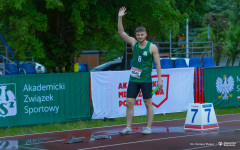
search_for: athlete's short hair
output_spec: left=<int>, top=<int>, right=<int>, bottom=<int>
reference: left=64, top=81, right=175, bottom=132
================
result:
left=135, top=26, right=147, bottom=33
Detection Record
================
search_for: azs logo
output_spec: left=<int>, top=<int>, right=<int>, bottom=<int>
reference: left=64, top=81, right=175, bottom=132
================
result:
left=0, top=84, right=17, bottom=117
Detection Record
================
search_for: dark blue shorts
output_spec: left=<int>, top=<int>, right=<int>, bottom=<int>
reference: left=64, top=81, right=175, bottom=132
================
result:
left=127, top=81, right=152, bottom=99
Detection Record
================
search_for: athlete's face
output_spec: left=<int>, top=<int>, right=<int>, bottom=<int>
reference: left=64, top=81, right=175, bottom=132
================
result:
left=136, top=31, right=147, bottom=43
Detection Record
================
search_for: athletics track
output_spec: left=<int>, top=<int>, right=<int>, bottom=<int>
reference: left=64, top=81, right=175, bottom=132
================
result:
left=1, top=113, right=240, bottom=150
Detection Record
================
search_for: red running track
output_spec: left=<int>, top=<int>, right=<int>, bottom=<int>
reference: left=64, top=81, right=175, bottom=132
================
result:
left=1, top=113, right=240, bottom=150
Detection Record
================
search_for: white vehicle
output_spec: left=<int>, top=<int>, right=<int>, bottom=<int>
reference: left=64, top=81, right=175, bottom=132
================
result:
left=33, top=62, right=46, bottom=73
left=0, top=62, right=46, bottom=75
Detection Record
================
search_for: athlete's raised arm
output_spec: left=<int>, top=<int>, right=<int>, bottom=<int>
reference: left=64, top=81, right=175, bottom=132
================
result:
left=118, top=7, right=136, bottom=47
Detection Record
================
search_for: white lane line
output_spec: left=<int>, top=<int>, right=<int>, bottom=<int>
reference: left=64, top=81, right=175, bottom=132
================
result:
left=1, top=113, right=240, bottom=139
left=78, top=134, right=206, bottom=150
left=218, top=119, right=240, bottom=123
left=18, top=139, right=65, bottom=148
left=77, top=129, right=240, bottom=150
left=217, top=113, right=240, bottom=117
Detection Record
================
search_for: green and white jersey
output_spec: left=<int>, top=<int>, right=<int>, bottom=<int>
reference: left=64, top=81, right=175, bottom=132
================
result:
left=130, top=41, right=153, bottom=83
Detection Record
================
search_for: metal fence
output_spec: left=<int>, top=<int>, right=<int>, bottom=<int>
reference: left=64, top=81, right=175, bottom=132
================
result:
left=125, top=41, right=213, bottom=70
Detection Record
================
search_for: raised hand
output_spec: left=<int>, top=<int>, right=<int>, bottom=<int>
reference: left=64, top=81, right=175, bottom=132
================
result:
left=118, top=7, right=127, bottom=17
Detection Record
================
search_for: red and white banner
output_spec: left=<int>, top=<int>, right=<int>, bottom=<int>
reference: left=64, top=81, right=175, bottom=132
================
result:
left=91, top=68, right=194, bottom=119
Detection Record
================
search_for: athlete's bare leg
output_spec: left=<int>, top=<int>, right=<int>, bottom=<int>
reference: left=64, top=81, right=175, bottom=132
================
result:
left=143, top=98, right=154, bottom=128
left=126, top=98, right=135, bottom=128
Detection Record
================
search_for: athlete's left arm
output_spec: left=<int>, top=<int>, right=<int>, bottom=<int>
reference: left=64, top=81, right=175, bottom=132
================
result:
left=151, top=44, right=163, bottom=90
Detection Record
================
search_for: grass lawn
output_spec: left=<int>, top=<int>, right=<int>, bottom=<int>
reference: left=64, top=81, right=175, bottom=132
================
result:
left=0, top=107, right=239, bottom=138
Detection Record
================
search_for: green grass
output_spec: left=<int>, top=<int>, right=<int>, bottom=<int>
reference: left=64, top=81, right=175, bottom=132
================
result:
left=0, top=107, right=239, bottom=138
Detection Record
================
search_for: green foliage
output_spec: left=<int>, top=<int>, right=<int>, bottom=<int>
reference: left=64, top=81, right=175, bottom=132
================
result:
left=192, top=0, right=231, bottom=65
left=0, top=0, right=208, bottom=72
left=0, top=0, right=47, bottom=61
left=203, top=0, right=230, bottom=43
left=223, top=0, right=240, bottom=66
left=118, top=0, right=187, bottom=39
left=174, top=0, right=208, bottom=20
left=45, top=0, right=64, bottom=11
left=173, top=0, right=209, bottom=36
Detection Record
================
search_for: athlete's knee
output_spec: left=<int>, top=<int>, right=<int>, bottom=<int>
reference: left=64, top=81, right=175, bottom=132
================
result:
left=126, top=99, right=135, bottom=108
left=143, top=99, right=152, bottom=107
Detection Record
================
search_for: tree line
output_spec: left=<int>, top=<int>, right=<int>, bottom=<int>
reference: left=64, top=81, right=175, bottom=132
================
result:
left=1, top=0, right=238, bottom=72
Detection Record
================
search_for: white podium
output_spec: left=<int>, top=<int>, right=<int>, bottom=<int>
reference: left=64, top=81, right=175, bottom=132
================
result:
left=184, top=103, right=219, bottom=130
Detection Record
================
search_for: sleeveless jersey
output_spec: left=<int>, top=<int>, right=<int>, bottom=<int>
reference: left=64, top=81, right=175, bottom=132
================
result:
left=130, top=41, right=153, bottom=83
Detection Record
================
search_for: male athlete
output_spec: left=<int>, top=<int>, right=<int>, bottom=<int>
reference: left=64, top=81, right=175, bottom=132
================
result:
left=118, top=7, right=163, bottom=135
